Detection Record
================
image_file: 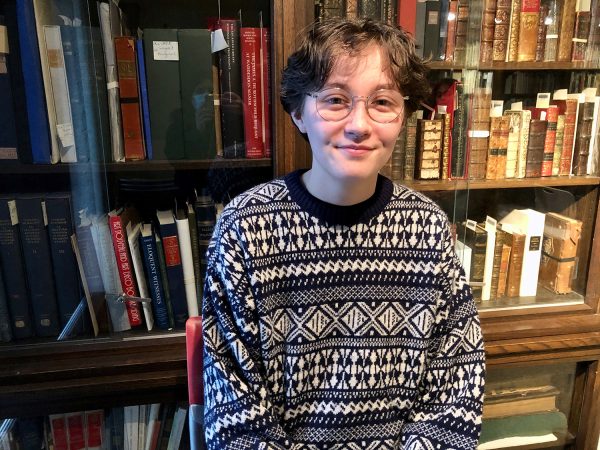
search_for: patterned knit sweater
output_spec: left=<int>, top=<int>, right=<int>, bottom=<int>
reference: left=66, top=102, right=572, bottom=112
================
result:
left=203, top=170, right=485, bottom=450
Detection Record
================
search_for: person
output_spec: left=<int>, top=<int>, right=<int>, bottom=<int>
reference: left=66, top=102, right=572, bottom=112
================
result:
left=202, top=18, right=485, bottom=449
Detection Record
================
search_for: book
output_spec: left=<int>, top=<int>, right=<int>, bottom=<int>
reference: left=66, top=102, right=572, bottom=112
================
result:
left=97, top=0, right=125, bottom=162
left=482, top=216, right=497, bottom=301
left=500, top=208, right=545, bottom=297
left=534, top=3, right=548, bottom=61
left=516, top=0, right=540, bottom=61
left=144, top=404, right=161, bottom=450
left=479, top=411, right=567, bottom=447
left=453, top=0, right=468, bottom=63
left=140, top=223, right=171, bottom=330
left=571, top=90, right=595, bottom=175
left=175, top=209, right=199, bottom=318
left=0, top=196, right=33, bottom=338
left=72, top=223, right=109, bottom=336
left=422, top=0, right=441, bottom=59
left=468, top=85, right=492, bottom=180
left=218, top=19, right=245, bottom=158
left=506, top=0, right=522, bottom=61
left=135, top=39, right=153, bottom=160
left=0, top=264, right=12, bottom=342
left=65, top=412, right=86, bottom=450
left=85, top=410, right=104, bottom=450
left=16, top=195, right=60, bottom=337
left=557, top=0, right=577, bottom=61
left=552, top=90, right=579, bottom=175
left=450, top=82, right=468, bottom=178
left=156, top=209, right=188, bottom=328
left=0, top=20, right=19, bottom=162
left=45, top=193, right=82, bottom=332
left=571, top=0, right=592, bottom=61
left=525, top=118, right=547, bottom=178
left=479, top=0, right=497, bottom=63
left=260, top=27, right=272, bottom=158
left=49, top=414, right=68, bottom=450
left=178, top=29, right=216, bottom=160
left=543, top=0, right=560, bottom=61
left=127, top=222, right=155, bottom=331
left=487, top=115, right=510, bottom=180
left=455, top=239, right=472, bottom=282
left=444, top=0, right=459, bottom=62
left=108, top=207, right=143, bottom=328
left=492, top=0, right=511, bottom=61
left=114, top=36, right=145, bottom=161
left=552, top=113, right=566, bottom=176
left=416, top=119, right=443, bottom=179
left=185, top=202, right=202, bottom=303
left=15, top=0, right=54, bottom=164
left=539, top=212, right=582, bottom=294
left=398, top=0, right=418, bottom=35
left=124, top=405, right=140, bottom=450
left=166, top=405, right=187, bottom=450
left=457, top=220, right=487, bottom=300
left=483, top=386, right=559, bottom=419
left=240, top=27, right=265, bottom=159
left=541, top=105, right=559, bottom=176
left=89, top=214, right=131, bottom=332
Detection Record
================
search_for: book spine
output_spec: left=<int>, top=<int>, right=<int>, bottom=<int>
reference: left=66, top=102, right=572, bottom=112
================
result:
left=445, top=0, right=459, bottom=61
left=525, top=118, right=547, bottom=177
left=403, top=112, right=418, bottom=180
left=572, top=99, right=594, bottom=175
left=534, top=3, right=548, bottom=61
left=114, top=36, right=145, bottom=161
left=127, top=224, right=154, bottom=331
left=140, top=233, right=170, bottom=329
left=15, top=0, right=53, bottom=164
left=505, top=111, right=521, bottom=178
left=0, top=266, right=13, bottom=342
left=109, top=216, right=143, bottom=327
left=17, top=196, right=60, bottom=337
left=260, top=28, right=272, bottom=158
left=516, top=0, right=540, bottom=61
left=154, top=232, right=175, bottom=329
left=492, top=0, right=511, bottom=61
left=65, top=412, right=86, bottom=450
left=49, top=414, right=68, bottom=450
left=240, top=28, right=265, bottom=159
left=85, top=410, right=104, bottom=450
left=557, top=0, right=578, bottom=60
left=496, top=116, right=510, bottom=179
left=480, top=0, right=497, bottom=63
left=159, top=221, right=189, bottom=327
left=552, top=114, right=566, bottom=175
left=219, top=19, right=245, bottom=159
left=506, top=0, right=522, bottom=61
left=516, top=109, right=531, bottom=178
left=416, top=119, right=443, bottom=179
left=571, top=2, right=592, bottom=61
left=423, top=0, right=441, bottom=59
left=543, top=0, right=561, bottom=61
left=45, top=195, right=82, bottom=332
left=506, top=233, right=525, bottom=297
left=453, top=0, right=468, bottom=63
left=541, top=106, right=559, bottom=176
left=559, top=98, right=578, bottom=175
left=186, top=206, right=202, bottom=303
left=136, top=39, right=153, bottom=160
left=451, top=83, right=468, bottom=178
left=441, top=113, right=452, bottom=179
left=175, top=216, right=199, bottom=317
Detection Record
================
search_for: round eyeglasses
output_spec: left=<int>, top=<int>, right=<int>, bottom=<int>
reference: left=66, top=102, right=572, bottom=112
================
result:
left=306, top=87, right=409, bottom=123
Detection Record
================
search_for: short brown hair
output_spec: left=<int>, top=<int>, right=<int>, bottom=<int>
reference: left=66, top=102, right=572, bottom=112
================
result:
left=280, top=18, right=430, bottom=117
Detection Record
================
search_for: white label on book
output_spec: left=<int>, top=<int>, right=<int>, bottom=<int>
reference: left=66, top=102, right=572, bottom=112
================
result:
left=211, top=29, right=228, bottom=53
left=57, top=123, right=75, bottom=148
left=106, top=81, right=119, bottom=90
left=41, top=201, right=48, bottom=227
left=0, top=26, right=8, bottom=54
left=153, top=41, right=179, bottom=61
left=468, top=130, right=490, bottom=138
left=536, top=92, right=551, bottom=109
left=8, top=200, right=17, bottom=225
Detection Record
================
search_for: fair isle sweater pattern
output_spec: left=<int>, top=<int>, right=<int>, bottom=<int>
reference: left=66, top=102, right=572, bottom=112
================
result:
left=203, top=171, right=485, bottom=450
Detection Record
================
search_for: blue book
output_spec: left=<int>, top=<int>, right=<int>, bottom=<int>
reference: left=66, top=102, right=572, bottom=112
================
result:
left=139, top=223, right=170, bottom=329
left=136, top=38, right=153, bottom=160
left=16, top=194, right=60, bottom=337
left=15, top=0, right=53, bottom=164
left=45, top=193, right=84, bottom=333
left=0, top=17, right=19, bottom=162
left=156, top=209, right=188, bottom=328
left=0, top=265, right=13, bottom=342
left=0, top=196, right=34, bottom=339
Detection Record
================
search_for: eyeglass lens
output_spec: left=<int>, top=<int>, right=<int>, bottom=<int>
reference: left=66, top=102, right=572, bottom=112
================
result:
left=314, top=88, right=405, bottom=123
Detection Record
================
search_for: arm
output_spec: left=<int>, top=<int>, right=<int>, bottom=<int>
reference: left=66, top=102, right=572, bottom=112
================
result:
left=202, top=211, right=311, bottom=450
left=401, top=220, right=486, bottom=450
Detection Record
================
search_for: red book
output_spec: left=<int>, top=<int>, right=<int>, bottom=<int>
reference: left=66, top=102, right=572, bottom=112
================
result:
left=49, top=415, right=68, bottom=450
left=541, top=105, right=559, bottom=176
left=445, top=0, right=459, bottom=61
left=114, top=36, right=145, bottom=161
left=398, top=0, right=417, bottom=36
left=66, top=413, right=86, bottom=450
left=109, top=207, right=143, bottom=327
left=552, top=96, right=579, bottom=175
left=261, top=28, right=272, bottom=158
left=240, top=27, right=265, bottom=158
left=85, top=410, right=104, bottom=450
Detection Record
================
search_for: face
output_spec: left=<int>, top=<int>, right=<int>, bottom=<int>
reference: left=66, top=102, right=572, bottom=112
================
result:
left=292, top=44, right=405, bottom=188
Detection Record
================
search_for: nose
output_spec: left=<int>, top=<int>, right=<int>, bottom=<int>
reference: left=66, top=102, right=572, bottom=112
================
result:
left=344, top=97, right=372, bottom=139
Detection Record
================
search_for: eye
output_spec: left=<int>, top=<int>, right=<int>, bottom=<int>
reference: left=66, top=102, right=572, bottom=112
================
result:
left=321, top=94, right=350, bottom=106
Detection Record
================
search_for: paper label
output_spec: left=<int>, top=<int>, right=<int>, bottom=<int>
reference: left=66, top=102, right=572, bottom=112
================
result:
left=153, top=41, right=179, bottom=61
left=211, top=29, right=228, bottom=53
left=0, top=26, right=8, bottom=54
left=41, top=201, right=48, bottom=227
left=8, top=200, right=18, bottom=226
left=57, top=123, right=75, bottom=148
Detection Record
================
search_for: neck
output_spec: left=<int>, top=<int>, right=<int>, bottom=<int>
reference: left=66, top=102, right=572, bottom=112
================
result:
left=301, top=169, right=378, bottom=206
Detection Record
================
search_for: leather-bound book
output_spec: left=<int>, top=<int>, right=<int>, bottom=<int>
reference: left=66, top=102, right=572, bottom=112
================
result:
left=416, top=119, right=443, bottom=180
left=445, top=0, right=459, bottom=62
left=505, top=229, right=526, bottom=297
left=506, top=0, right=522, bottom=61
left=480, top=0, right=497, bottom=63
left=571, top=98, right=595, bottom=175
left=551, top=114, right=566, bottom=175
left=486, top=116, right=510, bottom=179
left=525, top=118, right=548, bottom=177
left=492, top=0, right=511, bottom=61
left=571, top=0, right=592, bottom=61
left=556, top=0, right=577, bottom=61
left=516, top=0, right=540, bottom=61
left=468, top=87, right=491, bottom=180
left=541, top=105, right=559, bottom=176
left=490, top=227, right=512, bottom=299
left=543, top=0, right=560, bottom=61
left=552, top=93, right=579, bottom=175
left=456, top=220, right=488, bottom=301
left=496, top=243, right=512, bottom=297
left=403, top=111, right=419, bottom=181
left=454, top=0, right=469, bottom=64
left=114, top=37, right=145, bottom=161
left=535, top=4, right=548, bottom=61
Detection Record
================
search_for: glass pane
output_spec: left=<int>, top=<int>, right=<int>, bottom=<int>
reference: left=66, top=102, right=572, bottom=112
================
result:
left=480, top=362, right=578, bottom=448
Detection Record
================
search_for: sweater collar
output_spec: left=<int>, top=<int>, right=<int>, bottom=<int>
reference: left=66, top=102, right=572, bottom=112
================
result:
left=284, top=169, right=393, bottom=226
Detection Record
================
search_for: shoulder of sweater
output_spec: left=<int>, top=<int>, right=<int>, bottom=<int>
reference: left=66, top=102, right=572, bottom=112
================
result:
left=218, top=178, right=290, bottom=222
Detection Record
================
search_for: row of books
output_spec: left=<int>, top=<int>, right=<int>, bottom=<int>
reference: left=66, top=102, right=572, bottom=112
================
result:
left=0, top=0, right=272, bottom=165
left=0, top=403, right=190, bottom=450
left=0, top=190, right=219, bottom=342
left=454, top=210, right=582, bottom=302
left=382, top=78, right=600, bottom=181
left=317, top=0, right=600, bottom=65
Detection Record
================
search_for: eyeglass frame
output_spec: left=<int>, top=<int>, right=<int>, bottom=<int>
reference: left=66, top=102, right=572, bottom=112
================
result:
left=305, top=87, right=410, bottom=124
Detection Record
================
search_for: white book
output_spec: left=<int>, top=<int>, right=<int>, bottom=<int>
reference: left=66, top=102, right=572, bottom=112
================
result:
left=567, top=92, right=585, bottom=175
left=175, top=211, right=199, bottom=317
left=31, top=1, right=60, bottom=164
left=478, top=433, right=557, bottom=449
left=481, top=216, right=497, bottom=301
left=166, top=406, right=188, bottom=450
left=98, top=1, right=124, bottom=162
left=586, top=93, right=600, bottom=175
left=90, top=214, right=131, bottom=332
left=42, top=25, right=77, bottom=163
left=123, top=405, right=139, bottom=450
left=454, top=239, right=472, bottom=282
left=126, top=222, right=155, bottom=330
left=144, top=404, right=161, bottom=450
left=499, top=209, right=545, bottom=297
left=137, top=404, right=147, bottom=450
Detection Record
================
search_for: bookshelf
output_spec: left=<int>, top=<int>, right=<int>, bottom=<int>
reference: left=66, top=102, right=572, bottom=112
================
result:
left=0, top=0, right=600, bottom=448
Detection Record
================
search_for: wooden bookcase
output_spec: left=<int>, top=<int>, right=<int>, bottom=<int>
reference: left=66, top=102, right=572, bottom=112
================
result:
left=1, top=1, right=600, bottom=449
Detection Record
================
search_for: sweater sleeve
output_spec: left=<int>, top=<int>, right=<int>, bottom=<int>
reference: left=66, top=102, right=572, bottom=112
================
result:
left=202, top=212, right=314, bottom=450
left=400, top=218, right=486, bottom=450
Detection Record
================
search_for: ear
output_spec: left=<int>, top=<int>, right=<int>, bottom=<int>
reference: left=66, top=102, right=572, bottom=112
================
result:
left=291, top=110, right=307, bottom=134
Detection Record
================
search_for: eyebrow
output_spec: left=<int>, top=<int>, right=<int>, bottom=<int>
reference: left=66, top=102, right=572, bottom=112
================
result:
left=322, top=82, right=397, bottom=91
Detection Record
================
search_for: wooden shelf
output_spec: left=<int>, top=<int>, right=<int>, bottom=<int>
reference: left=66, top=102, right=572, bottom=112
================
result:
left=403, top=175, right=600, bottom=191
left=428, top=61, right=599, bottom=71
left=0, top=158, right=272, bottom=175
left=0, top=331, right=187, bottom=419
